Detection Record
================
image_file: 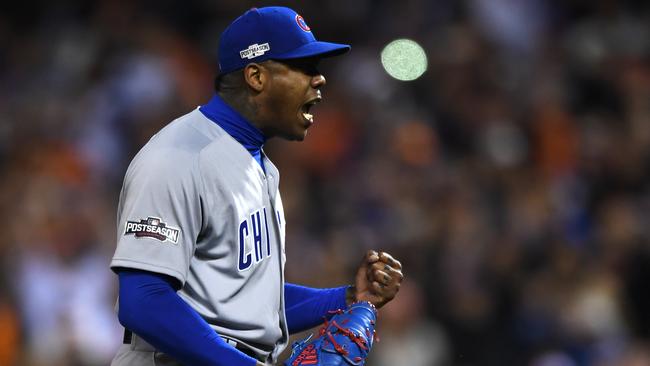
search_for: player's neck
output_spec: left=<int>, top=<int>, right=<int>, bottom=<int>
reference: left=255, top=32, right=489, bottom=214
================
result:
left=217, top=92, right=263, bottom=131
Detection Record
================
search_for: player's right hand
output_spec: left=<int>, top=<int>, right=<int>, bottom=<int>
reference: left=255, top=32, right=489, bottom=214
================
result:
left=352, top=250, right=404, bottom=308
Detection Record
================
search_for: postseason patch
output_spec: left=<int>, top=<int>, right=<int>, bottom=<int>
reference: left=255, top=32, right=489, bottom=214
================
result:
left=124, top=217, right=180, bottom=244
left=240, top=43, right=270, bottom=59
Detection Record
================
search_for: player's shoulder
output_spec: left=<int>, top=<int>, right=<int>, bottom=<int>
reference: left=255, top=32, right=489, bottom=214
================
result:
left=146, top=109, right=226, bottom=152
left=133, top=109, right=227, bottom=159
left=125, top=109, right=224, bottom=178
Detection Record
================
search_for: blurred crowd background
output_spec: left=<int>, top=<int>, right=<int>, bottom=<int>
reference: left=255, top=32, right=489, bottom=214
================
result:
left=1, top=0, right=649, bottom=365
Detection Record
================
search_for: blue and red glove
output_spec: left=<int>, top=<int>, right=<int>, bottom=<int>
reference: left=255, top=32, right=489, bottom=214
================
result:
left=284, top=302, right=378, bottom=366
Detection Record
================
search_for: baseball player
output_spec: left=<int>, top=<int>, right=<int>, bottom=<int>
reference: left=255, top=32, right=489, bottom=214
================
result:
left=110, top=7, right=403, bottom=366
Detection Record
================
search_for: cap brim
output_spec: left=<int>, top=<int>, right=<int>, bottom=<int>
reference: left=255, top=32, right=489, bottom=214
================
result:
left=272, top=41, right=350, bottom=60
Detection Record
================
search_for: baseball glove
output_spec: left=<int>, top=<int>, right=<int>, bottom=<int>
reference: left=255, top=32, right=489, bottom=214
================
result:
left=284, top=301, right=378, bottom=366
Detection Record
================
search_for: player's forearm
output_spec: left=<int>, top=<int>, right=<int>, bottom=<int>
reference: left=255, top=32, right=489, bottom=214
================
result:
left=284, top=283, right=349, bottom=333
left=117, top=270, right=258, bottom=366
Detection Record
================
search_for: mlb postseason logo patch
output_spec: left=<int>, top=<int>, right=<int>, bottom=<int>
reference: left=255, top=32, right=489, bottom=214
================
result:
left=124, top=217, right=180, bottom=244
left=240, top=43, right=270, bottom=59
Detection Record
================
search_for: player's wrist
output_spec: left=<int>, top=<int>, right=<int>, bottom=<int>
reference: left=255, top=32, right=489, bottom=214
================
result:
left=345, top=285, right=356, bottom=306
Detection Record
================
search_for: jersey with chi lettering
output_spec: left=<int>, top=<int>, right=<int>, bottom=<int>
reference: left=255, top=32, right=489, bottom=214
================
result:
left=110, top=108, right=289, bottom=365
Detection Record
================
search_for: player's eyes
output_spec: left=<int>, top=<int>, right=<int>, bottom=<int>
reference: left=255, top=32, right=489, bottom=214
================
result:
left=283, top=58, right=321, bottom=76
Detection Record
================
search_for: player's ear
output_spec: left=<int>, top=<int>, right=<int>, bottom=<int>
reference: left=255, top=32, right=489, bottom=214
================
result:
left=243, top=63, right=265, bottom=92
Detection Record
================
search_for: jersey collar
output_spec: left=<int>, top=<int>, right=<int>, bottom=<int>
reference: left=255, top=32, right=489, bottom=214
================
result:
left=199, top=94, right=266, bottom=152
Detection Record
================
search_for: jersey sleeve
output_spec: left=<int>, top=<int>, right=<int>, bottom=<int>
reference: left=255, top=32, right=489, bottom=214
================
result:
left=111, top=147, right=204, bottom=286
left=284, top=283, right=349, bottom=334
left=117, top=270, right=258, bottom=366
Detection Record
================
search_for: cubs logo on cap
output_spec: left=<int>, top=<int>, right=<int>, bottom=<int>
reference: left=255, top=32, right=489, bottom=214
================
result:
left=218, top=6, right=350, bottom=74
left=295, top=15, right=311, bottom=32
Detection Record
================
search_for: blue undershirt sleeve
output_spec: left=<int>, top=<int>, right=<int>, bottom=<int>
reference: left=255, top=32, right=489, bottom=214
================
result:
left=284, top=283, right=349, bottom=334
left=117, top=270, right=257, bottom=366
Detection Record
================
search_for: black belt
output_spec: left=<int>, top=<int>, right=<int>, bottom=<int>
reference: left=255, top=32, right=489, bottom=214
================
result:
left=123, top=328, right=133, bottom=344
left=123, top=329, right=261, bottom=361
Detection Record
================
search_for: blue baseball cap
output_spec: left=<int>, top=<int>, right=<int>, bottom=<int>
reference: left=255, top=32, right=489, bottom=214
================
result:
left=218, top=7, right=351, bottom=74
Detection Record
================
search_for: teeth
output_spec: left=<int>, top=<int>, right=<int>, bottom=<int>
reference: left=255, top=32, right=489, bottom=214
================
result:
left=302, top=112, right=313, bottom=122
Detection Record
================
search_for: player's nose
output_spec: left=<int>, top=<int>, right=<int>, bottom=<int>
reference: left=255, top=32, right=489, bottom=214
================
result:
left=311, top=74, right=326, bottom=88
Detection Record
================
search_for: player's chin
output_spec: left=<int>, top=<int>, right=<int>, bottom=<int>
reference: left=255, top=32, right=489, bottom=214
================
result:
left=283, top=123, right=310, bottom=141
left=285, top=130, right=308, bottom=141
left=277, top=130, right=307, bottom=141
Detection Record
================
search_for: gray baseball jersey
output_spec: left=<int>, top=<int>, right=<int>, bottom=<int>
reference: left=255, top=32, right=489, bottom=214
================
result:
left=110, top=108, right=288, bottom=365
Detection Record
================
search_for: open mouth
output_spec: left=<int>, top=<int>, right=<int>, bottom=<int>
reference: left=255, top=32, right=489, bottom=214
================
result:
left=301, top=97, right=321, bottom=124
